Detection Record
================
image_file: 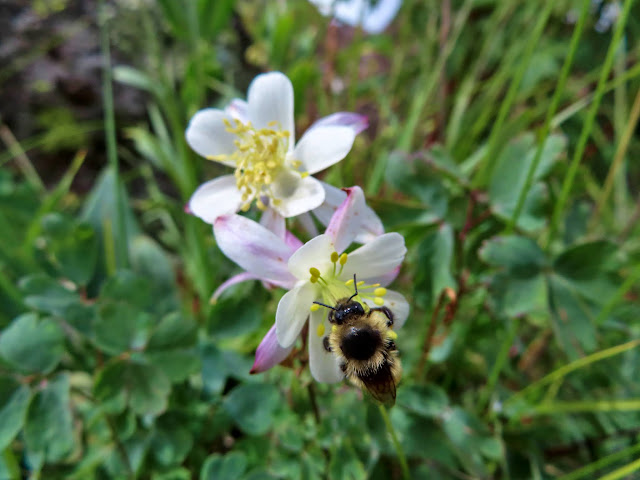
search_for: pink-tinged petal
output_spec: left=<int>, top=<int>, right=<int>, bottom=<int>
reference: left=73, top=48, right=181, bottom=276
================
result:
left=308, top=309, right=344, bottom=383
left=250, top=325, right=294, bottom=374
left=288, top=234, right=334, bottom=281
left=309, top=112, right=368, bottom=135
left=185, top=109, right=237, bottom=166
left=276, top=282, right=317, bottom=347
left=339, top=232, right=406, bottom=281
left=362, top=290, right=409, bottom=329
left=225, top=99, right=249, bottom=123
left=260, top=208, right=286, bottom=240
left=314, top=182, right=384, bottom=244
left=247, top=72, right=295, bottom=148
left=294, top=125, right=356, bottom=175
left=271, top=176, right=325, bottom=218
left=285, top=230, right=303, bottom=251
left=214, top=214, right=296, bottom=286
left=188, top=175, right=243, bottom=224
left=297, top=212, right=319, bottom=238
left=326, top=186, right=366, bottom=253
left=211, top=272, right=260, bottom=304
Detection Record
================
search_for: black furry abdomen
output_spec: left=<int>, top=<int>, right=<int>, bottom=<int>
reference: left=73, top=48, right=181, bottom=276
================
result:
left=340, top=326, right=382, bottom=360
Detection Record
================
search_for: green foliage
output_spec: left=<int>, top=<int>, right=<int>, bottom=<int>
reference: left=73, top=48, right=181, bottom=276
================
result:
left=2, top=0, right=640, bottom=479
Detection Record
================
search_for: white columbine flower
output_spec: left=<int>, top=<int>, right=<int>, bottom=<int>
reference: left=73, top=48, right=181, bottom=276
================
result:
left=186, top=72, right=366, bottom=222
left=309, top=0, right=402, bottom=34
left=212, top=187, right=408, bottom=378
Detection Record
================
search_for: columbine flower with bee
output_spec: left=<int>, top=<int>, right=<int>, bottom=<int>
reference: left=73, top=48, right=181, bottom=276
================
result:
left=185, top=71, right=367, bottom=222
left=211, top=187, right=409, bottom=385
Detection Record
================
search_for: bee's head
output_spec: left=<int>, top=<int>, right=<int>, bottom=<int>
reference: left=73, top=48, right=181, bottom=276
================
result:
left=329, top=300, right=365, bottom=325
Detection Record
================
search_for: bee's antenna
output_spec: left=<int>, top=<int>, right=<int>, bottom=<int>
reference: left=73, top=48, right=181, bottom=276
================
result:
left=348, top=273, right=359, bottom=301
left=313, top=301, right=337, bottom=311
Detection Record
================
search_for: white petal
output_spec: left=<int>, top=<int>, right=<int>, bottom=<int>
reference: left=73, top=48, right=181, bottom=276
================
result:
left=308, top=309, right=344, bottom=383
left=250, top=325, right=294, bottom=374
left=297, top=212, right=319, bottom=238
left=185, top=109, right=237, bottom=166
left=309, top=112, right=368, bottom=135
left=225, top=99, right=249, bottom=123
left=285, top=231, right=303, bottom=251
left=275, top=282, right=317, bottom=348
left=188, top=175, right=243, bottom=224
left=325, top=186, right=366, bottom=253
left=271, top=176, right=325, bottom=218
left=288, top=234, right=334, bottom=281
left=340, top=232, right=406, bottom=281
left=361, top=0, right=402, bottom=34
left=294, top=125, right=356, bottom=174
left=314, top=182, right=384, bottom=244
left=247, top=72, right=295, bottom=148
left=213, top=214, right=296, bottom=286
left=260, top=208, right=286, bottom=240
left=362, top=290, right=409, bottom=329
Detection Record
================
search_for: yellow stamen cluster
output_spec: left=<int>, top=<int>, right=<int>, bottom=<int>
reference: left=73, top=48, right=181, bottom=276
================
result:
left=307, top=251, right=389, bottom=314
left=208, top=119, right=308, bottom=211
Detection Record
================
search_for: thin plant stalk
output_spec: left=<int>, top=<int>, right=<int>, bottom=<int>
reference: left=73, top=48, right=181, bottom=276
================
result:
left=546, top=0, right=635, bottom=248
left=558, top=442, right=640, bottom=480
left=378, top=404, right=410, bottom=480
left=99, top=0, right=128, bottom=269
left=506, top=0, right=590, bottom=233
left=473, top=1, right=554, bottom=187
left=592, top=86, right=640, bottom=226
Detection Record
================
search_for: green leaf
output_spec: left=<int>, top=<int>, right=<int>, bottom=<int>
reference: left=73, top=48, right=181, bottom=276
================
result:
left=0, top=448, right=20, bottom=480
left=147, top=313, right=197, bottom=351
left=0, top=313, right=64, bottom=374
left=397, top=384, right=448, bottom=418
left=548, top=274, right=598, bottom=358
left=489, top=133, right=566, bottom=231
left=100, top=270, right=151, bottom=310
left=0, top=376, right=31, bottom=450
left=130, top=236, right=178, bottom=313
left=144, top=350, right=201, bottom=383
left=37, top=213, right=98, bottom=286
left=479, top=236, right=548, bottom=316
left=208, top=296, right=262, bottom=339
left=414, top=224, right=457, bottom=308
left=329, top=441, right=366, bottom=480
left=553, top=240, right=618, bottom=304
left=200, top=452, right=248, bottom=480
left=151, top=419, right=193, bottom=467
left=223, top=384, right=280, bottom=435
left=94, top=302, right=152, bottom=355
left=201, top=344, right=253, bottom=395
left=19, top=274, right=79, bottom=316
left=24, top=373, right=74, bottom=462
left=94, top=358, right=171, bottom=416
left=441, top=407, right=494, bottom=477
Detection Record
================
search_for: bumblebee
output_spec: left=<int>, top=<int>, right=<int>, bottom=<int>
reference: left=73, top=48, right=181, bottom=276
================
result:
left=314, top=278, right=401, bottom=406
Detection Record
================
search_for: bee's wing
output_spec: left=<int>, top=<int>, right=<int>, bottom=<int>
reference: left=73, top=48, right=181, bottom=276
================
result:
left=359, top=361, right=397, bottom=406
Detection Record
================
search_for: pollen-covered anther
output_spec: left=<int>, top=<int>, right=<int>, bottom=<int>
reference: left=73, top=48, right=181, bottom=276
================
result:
left=387, top=330, right=398, bottom=340
left=316, top=323, right=325, bottom=337
left=374, top=287, right=387, bottom=297
left=339, top=253, right=348, bottom=265
left=310, top=303, right=320, bottom=312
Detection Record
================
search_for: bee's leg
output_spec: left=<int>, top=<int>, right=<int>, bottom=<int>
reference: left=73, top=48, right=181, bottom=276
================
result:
left=322, top=336, right=332, bottom=352
left=371, top=306, right=394, bottom=327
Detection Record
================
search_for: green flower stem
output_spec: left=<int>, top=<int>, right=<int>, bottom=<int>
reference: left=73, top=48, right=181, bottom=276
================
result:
left=473, top=1, right=554, bottom=187
left=546, top=0, right=635, bottom=249
left=99, top=0, right=128, bottom=269
left=506, top=0, right=590, bottom=233
left=597, top=457, right=640, bottom=480
left=378, top=404, right=410, bottom=480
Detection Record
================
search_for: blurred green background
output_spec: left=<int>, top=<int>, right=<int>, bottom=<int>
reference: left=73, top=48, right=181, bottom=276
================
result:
left=1, top=0, right=640, bottom=478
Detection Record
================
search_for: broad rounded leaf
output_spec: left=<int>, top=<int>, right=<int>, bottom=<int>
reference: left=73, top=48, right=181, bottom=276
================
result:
left=222, top=383, right=279, bottom=435
left=0, top=376, right=31, bottom=450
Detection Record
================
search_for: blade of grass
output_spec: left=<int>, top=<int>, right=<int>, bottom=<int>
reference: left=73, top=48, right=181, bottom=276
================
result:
left=506, top=338, right=640, bottom=406
left=472, top=1, right=554, bottom=187
left=558, top=442, right=640, bottom=480
left=546, top=0, right=635, bottom=249
left=534, top=399, right=640, bottom=415
left=0, top=120, right=45, bottom=193
left=597, top=457, right=640, bottom=480
left=99, top=0, right=128, bottom=269
left=506, top=0, right=590, bottom=233
left=594, top=262, right=640, bottom=326
left=592, top=87, right=640, bottom=227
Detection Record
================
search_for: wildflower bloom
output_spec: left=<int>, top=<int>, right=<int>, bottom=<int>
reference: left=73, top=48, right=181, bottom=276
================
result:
left=309, top=0, right=402, bottom=34
left=186, top=72, right=366, bottom=222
